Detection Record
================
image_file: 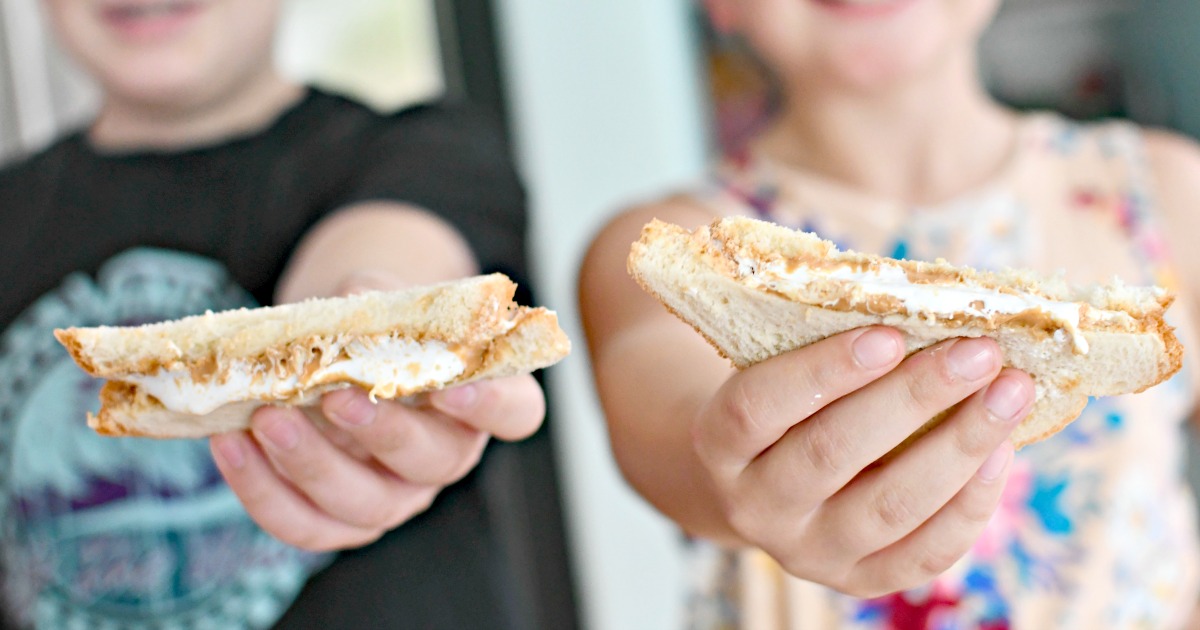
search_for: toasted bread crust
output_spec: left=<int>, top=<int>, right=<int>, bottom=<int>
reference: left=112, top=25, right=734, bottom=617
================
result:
left=54, top=329, right=98, bottom=376
left=56, top=273, right=522, bottom=378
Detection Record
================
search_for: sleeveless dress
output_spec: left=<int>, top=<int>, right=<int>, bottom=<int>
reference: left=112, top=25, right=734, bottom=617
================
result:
left=685, top=113, right=1200, bottom=630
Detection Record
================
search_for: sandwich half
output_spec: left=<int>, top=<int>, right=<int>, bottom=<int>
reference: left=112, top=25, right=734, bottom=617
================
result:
left=628, top=216, right=1183, bottom=448
left=55, top=273, right=571, bottom=438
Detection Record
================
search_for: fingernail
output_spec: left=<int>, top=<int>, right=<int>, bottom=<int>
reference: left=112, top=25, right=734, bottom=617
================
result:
left=330, top=392, right=377, bottom=427
left=433, top=384, right=478, bottom=413
left=977, top=442, right=1013, bottom=482
left=213, top=433, right=246, bottom=469
left=852, top=329, right=902, bottom=369
left=984, top=374, right=1032, bottom=422
left=947, top=338, right=998, bottom=381
left=257, top=415, right=300, bottom=450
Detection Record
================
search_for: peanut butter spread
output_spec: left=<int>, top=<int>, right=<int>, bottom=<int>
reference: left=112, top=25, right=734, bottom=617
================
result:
left=122, top=333, right=480, bottom=415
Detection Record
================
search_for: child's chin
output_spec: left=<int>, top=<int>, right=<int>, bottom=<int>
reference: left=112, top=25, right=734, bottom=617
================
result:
left=104, top=67, right=220, bottom=110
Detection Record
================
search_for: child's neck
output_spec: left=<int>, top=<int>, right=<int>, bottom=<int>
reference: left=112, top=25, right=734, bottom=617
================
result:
left=757, top=50, right=1017, bottom=206
left=89, top=69, right=304, bottom=152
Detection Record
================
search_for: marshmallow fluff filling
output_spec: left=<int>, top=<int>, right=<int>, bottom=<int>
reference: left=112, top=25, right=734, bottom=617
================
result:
left=125, top=337, right=468, bottom=415
left=739, top=258, right=1097, bottom=353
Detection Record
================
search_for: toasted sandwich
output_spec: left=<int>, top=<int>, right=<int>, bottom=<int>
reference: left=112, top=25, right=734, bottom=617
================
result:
left=628, top=216, right=1182, bottom=447
left=56, top=273, right=571, bottom=438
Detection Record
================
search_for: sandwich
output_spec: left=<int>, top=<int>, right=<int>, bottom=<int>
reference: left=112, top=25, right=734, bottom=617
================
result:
left=628, top=216, right=1182, bottom=447
left=55, top=273, right=571, bottom=438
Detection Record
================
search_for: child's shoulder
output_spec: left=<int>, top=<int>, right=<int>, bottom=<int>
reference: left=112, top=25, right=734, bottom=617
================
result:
left=1021, top=111, right=1199, bottom=165
left=1140, top=126, right=1200, bottom=177
left=1018, top=110, right=1145, bottom=160
left=1137, top=126, right=1200, bottom=262
left=1014, top=112, right=1200, bottom=208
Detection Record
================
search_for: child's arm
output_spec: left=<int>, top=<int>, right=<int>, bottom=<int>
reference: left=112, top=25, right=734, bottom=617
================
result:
left=580, top=199, right=1033, bottom=597
left=1144, top=129, right=1200, bottom=427
left=209, top=201, right=547, bottom=552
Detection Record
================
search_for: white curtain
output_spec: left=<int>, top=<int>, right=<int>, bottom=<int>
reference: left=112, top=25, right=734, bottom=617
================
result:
left=0, top=0, right=99, bottom=166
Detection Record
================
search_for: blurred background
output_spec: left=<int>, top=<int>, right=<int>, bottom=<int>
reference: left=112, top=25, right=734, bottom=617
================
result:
left=2, top=1, right=1199, bottom=628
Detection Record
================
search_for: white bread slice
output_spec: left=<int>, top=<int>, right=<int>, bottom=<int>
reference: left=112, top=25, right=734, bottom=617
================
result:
left=55, top=273, right=571, bottom=438
left=628, top=217, right=1183, bottom=448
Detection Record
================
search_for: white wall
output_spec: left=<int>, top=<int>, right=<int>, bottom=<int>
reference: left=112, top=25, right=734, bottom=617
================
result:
left=493, top=3, right=710, bottom=629
left=0, top=0, right=99, bottom=163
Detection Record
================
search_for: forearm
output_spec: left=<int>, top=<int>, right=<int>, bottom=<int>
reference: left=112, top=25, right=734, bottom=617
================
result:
left=276, top=201, right=478, bottom=303
left=595, top=323, right=746, bottom=545
left=579, top=200, right=742, bottom=540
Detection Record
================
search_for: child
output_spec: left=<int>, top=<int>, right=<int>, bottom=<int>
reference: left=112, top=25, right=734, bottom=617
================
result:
left=580, top=0, right=1200, bottom=627
left=0, top=0, right=550, bottom=628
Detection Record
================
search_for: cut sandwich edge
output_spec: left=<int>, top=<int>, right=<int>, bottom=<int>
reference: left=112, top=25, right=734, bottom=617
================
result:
left=86, top=305, right=572, bottom=439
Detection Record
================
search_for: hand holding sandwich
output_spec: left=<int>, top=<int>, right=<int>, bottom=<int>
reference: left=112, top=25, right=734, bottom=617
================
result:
left=211, top=262, right=555, bottom=552
left=689, top=328, right=1033, bottom=597
left=582, top=261, right=1035, bottom=599
left=210, top=372, right=544, bottom=552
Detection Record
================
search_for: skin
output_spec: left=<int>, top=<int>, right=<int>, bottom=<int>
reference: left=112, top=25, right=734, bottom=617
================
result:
left=582, top=0, right=1200, bottom=597
left=42, top=0, right=547, bottom=552
left=1145, top=131, right=1200, bottom=405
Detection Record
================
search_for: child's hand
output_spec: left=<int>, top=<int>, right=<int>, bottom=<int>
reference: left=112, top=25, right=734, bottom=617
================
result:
left=208, top=268, right=546, bottom=552
left=208, top=376, right=545, bottom=552
left=692, top=327, right=1034, bottom=597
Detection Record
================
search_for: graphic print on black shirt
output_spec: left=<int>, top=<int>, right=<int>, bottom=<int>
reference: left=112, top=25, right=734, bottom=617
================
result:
left=0, top=249, right=325, bottom=629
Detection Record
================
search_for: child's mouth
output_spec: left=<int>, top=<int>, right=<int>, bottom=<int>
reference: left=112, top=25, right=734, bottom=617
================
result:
left=816, top=0, right=904, bottom=5
left=810, top=0, right=920, bottom=18
left=99, top=0, right=205, bottom=40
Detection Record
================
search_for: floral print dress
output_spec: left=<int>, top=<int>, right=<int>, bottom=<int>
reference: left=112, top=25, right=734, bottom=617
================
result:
left=686, top=113, right=1200, bottom=630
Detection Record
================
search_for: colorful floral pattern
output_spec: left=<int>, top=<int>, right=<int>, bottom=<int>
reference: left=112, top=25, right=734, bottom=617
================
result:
left=686, top=114, right=1199, bottom=630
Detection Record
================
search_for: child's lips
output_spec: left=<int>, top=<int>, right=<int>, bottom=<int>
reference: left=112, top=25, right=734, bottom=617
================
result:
left=814, top=0, right=903, bottom=5
left=809, top=0, right=920, bottom=19
left=98, top=0, right=205, bottom=42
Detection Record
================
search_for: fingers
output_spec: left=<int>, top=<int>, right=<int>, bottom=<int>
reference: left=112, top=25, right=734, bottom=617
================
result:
left=428, top=375, right=546, bottom=441
left=840, top=441, right=1015, bottom=598
left=211, top=429, right=434, bottom=552
left=214, top=373, right=545, bottom=551
left=241, top=406, right=441, bottom=530
left=742, top=336, right=1006, bottom=510
left=321, top=388, right=491, bottom=486
left=695, top=327, right=905, bottom=474
left=821, top=368, right=1034, bottom=555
